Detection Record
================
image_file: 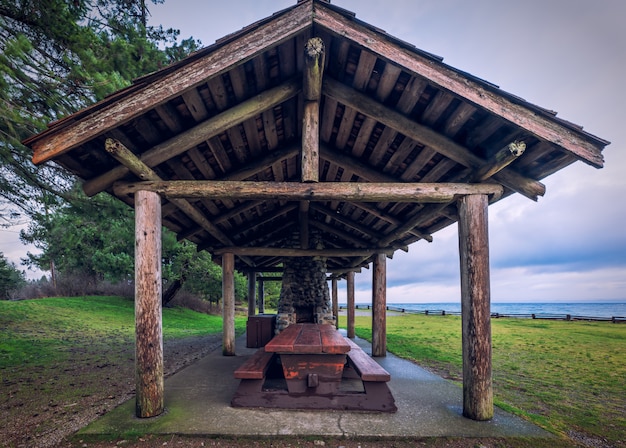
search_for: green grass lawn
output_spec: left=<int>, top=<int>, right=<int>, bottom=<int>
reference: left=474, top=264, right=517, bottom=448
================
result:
left=340, top=313, right=626, bottom=445
left=0, top=295, right=246, bottom=370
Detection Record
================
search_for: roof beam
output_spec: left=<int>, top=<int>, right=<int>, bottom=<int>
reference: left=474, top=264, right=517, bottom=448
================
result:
left=314, top=5, right=606, bottom=168
left=28, top=5, right=313, bottom=164
left=213, top=247, right=395, bottom=257
left=113, top=180, right=504, bottom=202
left=323, top=78, right=545, bottom=201
left=82, top=79, right=301, bottom=196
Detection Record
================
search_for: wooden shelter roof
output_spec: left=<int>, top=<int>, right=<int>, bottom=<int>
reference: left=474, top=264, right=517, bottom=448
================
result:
left=24, top=0, right=609, bottom=274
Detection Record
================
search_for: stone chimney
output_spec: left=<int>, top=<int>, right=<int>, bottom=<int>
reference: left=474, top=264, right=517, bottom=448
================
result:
left=275, top=231, right=335, bottom=332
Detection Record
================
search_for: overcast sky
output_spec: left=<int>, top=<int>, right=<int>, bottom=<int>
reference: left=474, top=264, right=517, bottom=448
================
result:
left=3, top=0, right=624, bottom=303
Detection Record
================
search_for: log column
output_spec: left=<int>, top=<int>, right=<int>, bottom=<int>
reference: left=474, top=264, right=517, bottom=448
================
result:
left=135, top=190, right=164, bottom=418
left=257, top=273, right=265, bottom=314
left=331, top=277, right=339, bottom=329
left=247, top=270, right=256, bottom=317
left=458, top=194, right=493, bottom=421
left=347, top=271, right=356, bottom=339
left=371, top=253, right=387, bottom=357
left=222, top=252, right=236, bottom=356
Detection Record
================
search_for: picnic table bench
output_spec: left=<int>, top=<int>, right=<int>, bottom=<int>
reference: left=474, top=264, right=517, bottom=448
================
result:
left=231, top=323, right=396, bottom=412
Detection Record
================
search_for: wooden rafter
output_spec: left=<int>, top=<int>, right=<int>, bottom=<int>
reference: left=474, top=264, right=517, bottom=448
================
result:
left=29, top=5, right=313, bottom=165
left=314, top=4, right=605, bottom=168
left=323, top=78, right=545, bottom=201
left=83, top=79, right=302, bottom=196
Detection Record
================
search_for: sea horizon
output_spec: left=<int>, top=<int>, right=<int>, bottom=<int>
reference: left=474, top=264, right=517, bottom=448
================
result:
left=342, top=301, right=626, bottom=319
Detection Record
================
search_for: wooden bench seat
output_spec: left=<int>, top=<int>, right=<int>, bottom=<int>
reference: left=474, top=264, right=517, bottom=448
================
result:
left=233, top=347, right=275, bottom=380
left=345, top=338, right=390, bottom=382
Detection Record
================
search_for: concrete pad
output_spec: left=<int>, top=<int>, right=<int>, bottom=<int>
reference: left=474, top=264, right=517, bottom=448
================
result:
left=80, top=335, right=552, bottom=440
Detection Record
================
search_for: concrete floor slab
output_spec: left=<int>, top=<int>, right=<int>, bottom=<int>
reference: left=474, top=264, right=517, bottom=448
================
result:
left=80, top=334, right=552, bottom=440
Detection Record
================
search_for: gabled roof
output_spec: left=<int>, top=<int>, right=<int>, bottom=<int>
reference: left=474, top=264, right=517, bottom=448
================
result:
left=24, top=0, right=609, bottom=273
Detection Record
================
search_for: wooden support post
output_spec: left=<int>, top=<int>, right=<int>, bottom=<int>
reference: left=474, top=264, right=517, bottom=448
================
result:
left=134, top=190, right=164, bottom=418
left=332, top=277, right=339, bottom=329
left=347, top=271, right=356, bottom=339
left=258, top=274, right=265, bottom=314
left=247, top=270, right=256, bottom=317
left=222, top=252, right=236, bottom=356
left=372, top=253, right=387, bottom=357
left=458, top=194, right=493, bottom=421
left=301, top=37, right=324, bottom=182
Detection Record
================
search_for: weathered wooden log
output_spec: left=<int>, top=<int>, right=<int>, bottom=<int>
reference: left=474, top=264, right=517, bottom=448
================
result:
left=213, top=247, right=395, bottom=257
left=113, top=180, right=504, bottom=203
left=83, top=79, right=301, bottom=196
left=473, top=141, right=526, bottom=182
left=301, top=38, right=324, bottom=183
left=331, top=278, right=339, bottom=329
left=134, top=190, right=164, bottom=418
left=371, top=253, right=387, bottom=357
left=257, top=274, right=265, bottom=314
left=247, top=271, right=256, bottom=317
left=458, top=194, right=493, bottom=421
left=303, top=37, right=325, bottom=101
left=347, top=271, right=356, bottom=339
left=222, top=252, right=236, bottom=356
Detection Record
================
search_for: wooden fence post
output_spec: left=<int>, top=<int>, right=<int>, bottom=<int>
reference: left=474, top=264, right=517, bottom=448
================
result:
left=135, top=190, right=164, bottom=418
left=347, top=271, right=355, bottom=339
left=458, top=194, right=493, bottom=421
left=222, top=252, right=236, bottom=356
left=372, top=253, right=387, bottom=357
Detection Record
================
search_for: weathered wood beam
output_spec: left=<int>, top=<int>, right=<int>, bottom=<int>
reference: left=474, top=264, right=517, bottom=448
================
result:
left=213, top=247, right=395, bottom=257
left=309, top=219, right=373, bottom=248
left=323, top=78, right=545, bottom=200
left=458, top=194, right=493, bottom=421
left=29, top=5, right=312, bottom=165
left=114, top=180, right=504, bottom=202
left=247, top=271, right=256, bottom=317
left=473, top=141, right=526, bottom=182
left=222, top=252, right=236, bottom=356
left=134, top=190, right=164, bottom=418
left=105, top=138, right=255, bottom=267
left=331, top=277, right=339, bottom=329
left=256, top=276, right=282, bottom=282
left=347, top=271, right=356, bottom=339
left=314, top=7, right=606, bottom=168
left=371, top=253, right=387, bottom=357
left=83, top=79, right=301, bottom=196
left=301, top=37, right=325, bottom=182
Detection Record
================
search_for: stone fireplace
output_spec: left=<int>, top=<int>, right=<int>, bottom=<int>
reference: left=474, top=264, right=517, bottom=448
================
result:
left=275, top=234, right=335, bottom=332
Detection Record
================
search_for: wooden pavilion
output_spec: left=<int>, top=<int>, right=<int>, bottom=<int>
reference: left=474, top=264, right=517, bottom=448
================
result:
left=25, top=0, right=608, bottom=422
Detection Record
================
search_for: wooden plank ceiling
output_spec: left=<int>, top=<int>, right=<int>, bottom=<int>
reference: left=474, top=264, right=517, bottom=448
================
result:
left=24, top=0, right=609, bottom=274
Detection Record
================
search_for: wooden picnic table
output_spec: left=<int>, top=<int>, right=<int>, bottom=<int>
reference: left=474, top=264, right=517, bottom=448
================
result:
left=264, top=323, right=350, bottom=393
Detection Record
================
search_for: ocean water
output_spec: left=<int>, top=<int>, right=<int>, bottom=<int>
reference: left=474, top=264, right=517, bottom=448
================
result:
left=383, top=302, right=626, bottom=318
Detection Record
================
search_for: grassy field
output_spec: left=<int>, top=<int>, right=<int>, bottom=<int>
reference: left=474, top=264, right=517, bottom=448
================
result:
left=0, top=296, right=247, bottom=447
left=0, top=296, right=246, bottom=370
left=339, top=313, right=626, bottom=446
